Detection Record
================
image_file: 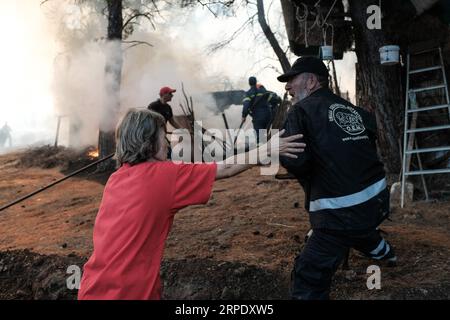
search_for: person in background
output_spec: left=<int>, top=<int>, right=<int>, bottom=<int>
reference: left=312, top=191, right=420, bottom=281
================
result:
left=148, top=86, right=181, bottom=158
left=148, top=86, right=181, bottom=131
left=256, top=83, right=282, bottom=127
left=242, top=76, right=273, bottom=144
left=0, top=122, right=12, bottom=148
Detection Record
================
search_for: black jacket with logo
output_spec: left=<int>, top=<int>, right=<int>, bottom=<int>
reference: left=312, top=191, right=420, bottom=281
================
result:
left=281, top=88, right=389, bottom=231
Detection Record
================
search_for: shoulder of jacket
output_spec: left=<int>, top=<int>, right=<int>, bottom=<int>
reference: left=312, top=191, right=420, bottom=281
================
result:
left=288, top=102, right=308, bottom=119
left=292, top=98, right=315, bottom=112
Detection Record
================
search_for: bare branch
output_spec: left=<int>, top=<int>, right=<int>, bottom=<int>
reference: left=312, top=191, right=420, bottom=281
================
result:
left=122, top=40, right=153, bottom=51
left=122, top=11, right=156, bottom=32
left=207, top=12, right=257, bottom=53
left=196, top=0, right=218, bottom=17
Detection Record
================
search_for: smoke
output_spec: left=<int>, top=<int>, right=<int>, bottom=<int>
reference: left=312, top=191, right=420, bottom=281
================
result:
left=0, top=0, right=59, bottom=149
left=0, top=0, right=357, bottom=152
left=120, top=30, right=218, bottom=118
left=0, top=1, right=230, bottom=151
left=49, top=2, right=232, bottom=148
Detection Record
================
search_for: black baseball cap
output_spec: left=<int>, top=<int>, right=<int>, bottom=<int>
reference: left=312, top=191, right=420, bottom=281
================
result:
left=277, top=56, right=329, bottom=82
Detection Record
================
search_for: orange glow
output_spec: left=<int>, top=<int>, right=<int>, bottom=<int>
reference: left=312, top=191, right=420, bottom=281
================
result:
left=88, top=149, right=99, bottom=159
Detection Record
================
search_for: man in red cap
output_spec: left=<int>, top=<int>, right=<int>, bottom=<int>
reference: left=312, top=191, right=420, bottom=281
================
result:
left=148, top=86, right=181, bottom=130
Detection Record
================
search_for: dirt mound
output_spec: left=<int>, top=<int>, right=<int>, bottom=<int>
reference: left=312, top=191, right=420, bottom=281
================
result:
left=17, top=145, right=96, bottom=171
left=0, top=250, right=289, bottom=300
left=2, top=248, right=448, bottom=300
left=16, top=145, right=113, bottom=185
left=0, top=250, right=85, bottom=300
left=161, top=259, right=289, bottom=300
left=18, top=145, right=75, bottom=169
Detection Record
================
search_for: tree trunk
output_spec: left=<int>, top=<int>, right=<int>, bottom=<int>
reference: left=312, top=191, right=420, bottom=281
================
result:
left=256, top=0, right=291, bottom=73
left=331, top=59, right=341, bottom=97
left=98, top=0, right=123, bottom=171
left=349, top=0, right=403, bottom=174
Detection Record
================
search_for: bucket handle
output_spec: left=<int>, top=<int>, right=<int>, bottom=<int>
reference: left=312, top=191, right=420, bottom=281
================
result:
left=322, top=23, right=334, bottom=48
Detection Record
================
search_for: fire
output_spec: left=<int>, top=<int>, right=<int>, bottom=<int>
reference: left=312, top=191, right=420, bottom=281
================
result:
left=88, top=149, right=99, bottom=159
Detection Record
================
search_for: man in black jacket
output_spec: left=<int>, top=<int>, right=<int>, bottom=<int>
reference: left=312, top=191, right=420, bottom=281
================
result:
left=278, top=57, right=396, bottom=300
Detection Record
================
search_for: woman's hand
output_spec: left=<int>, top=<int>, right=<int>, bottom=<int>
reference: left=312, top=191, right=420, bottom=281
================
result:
left=215, top=130, right=306, bottom=180
left=273, top=129, right=306, bottom=159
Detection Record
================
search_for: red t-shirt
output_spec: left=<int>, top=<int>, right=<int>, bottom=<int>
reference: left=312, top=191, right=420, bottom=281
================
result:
left=78, top=161, right=217, bottom=300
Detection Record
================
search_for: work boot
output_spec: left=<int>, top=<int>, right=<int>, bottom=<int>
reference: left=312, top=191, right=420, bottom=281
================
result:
left=381, top=247, right=397, bottom=267
left=371, top=242, right=397, bottom=267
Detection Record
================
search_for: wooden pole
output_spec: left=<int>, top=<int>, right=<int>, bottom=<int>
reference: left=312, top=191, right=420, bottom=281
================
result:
left=221, top=112, right=230, bottom=131
left=54, top=116, right=62, bottom=148
left=233, top=118, right=246, bottom=147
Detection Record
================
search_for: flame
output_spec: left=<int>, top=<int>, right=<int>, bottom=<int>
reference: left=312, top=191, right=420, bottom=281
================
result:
left=88, top=149, right=99, bottom=159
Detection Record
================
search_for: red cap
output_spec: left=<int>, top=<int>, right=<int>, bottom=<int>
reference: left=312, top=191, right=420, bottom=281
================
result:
left=159, top=86, right=176, bottom=96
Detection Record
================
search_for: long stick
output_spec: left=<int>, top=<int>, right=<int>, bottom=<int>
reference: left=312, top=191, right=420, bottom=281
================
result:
left=189, top=97, right=194, bottom=115
left=221, top=113, right=230, bottom=131
left=181, top=82, right=191, bottom=114
left=233, top=118, right=246, bottom=146
left=0, top=153, right=115, bottom=212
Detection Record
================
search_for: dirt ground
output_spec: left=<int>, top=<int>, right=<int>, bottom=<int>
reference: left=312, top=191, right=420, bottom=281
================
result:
left=0, top=148, right=449, bottom=300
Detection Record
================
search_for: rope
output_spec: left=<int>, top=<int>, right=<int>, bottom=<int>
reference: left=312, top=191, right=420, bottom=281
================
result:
left=292, top=0, right=337, bottom=51
left=295, top=3, right=309, bottom=47
left=322, top=22, right=334, bottom=47
left=322, top=0, right=338, bottom=27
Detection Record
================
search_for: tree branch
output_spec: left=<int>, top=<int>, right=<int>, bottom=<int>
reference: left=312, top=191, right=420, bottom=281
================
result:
left=207, top=13, right=257, bottom=53
left=256, top=0, right=291, bottom=73
left=122, top=11, right=156, bottom=32
left=122, top=40, right=153, bottom=51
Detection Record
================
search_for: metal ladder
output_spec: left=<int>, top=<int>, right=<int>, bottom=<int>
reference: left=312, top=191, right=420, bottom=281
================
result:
left=401, top=46, right=450, bottom=208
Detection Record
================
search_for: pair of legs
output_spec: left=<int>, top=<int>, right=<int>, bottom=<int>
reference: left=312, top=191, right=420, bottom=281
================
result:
left=253, top=115, right=271, bottom=144
left=291, top=228, right=396, bottom=300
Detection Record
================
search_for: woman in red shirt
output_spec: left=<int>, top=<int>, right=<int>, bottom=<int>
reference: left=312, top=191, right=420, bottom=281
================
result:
left=78, top=108, right=304, bottom=300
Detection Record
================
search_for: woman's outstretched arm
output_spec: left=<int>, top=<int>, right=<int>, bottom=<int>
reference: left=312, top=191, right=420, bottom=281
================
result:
left=215, top=130, right=305, bottom=180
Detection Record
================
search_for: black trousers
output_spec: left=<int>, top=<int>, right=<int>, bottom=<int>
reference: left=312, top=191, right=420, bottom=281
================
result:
left=291, top=228, right=395, bottom=300
left=253, top=114, right=271, bottom=144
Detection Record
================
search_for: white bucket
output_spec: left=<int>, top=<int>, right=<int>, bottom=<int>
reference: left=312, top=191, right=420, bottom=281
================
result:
left=379, top=45, right=400, bottom=65
left=321, top=45, right=333, bottom=60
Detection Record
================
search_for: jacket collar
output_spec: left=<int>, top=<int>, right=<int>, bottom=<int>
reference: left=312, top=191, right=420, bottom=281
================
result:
left=309, top=87, right=333, bottom=98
